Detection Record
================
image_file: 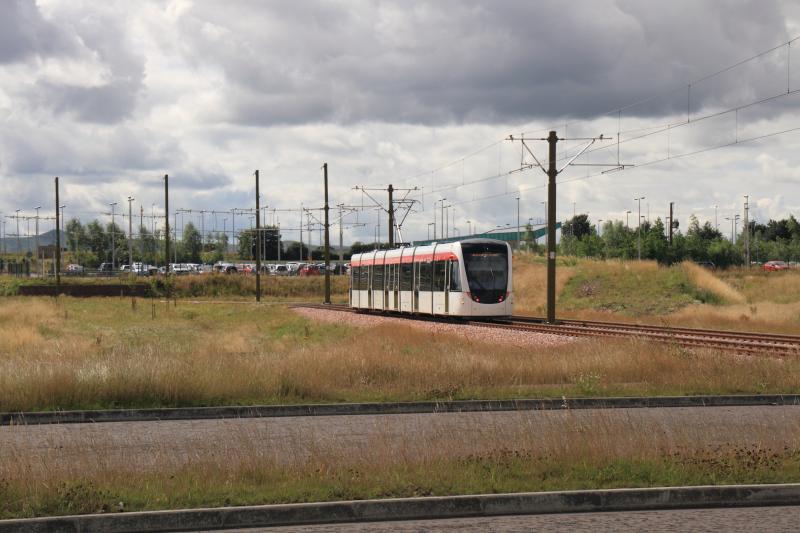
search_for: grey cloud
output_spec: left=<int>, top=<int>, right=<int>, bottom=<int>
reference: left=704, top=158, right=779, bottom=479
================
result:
left=172, top=0, right=794, bottom=126
left=9, top=2, right=147, bottom=124
left=0, top=0, right=77, bottom=63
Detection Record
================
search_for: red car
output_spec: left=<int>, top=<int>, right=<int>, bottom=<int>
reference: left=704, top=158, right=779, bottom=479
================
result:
left=298, top=265, right=322, bottom=276
left=763, top=260, right=789, bottom=272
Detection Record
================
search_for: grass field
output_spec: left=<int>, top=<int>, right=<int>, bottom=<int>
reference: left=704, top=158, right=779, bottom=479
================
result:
left=2, top=260, right=799, bottom=519
left=1, top=297, right=799, bottom=412
left=512, top=255, right=800, bottom=334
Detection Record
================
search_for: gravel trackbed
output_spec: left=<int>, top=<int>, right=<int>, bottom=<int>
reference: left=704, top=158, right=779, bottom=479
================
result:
left=294, top=307, right=576, bottom=348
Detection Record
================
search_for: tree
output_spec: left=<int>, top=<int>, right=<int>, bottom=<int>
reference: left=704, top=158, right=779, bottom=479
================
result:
left=643, top=218, right=668, bottom=262
left=105, top=222, right=127, bottom=265
left=85, top=220, right=107, bottom=259
left=137, top=225, right=158, bottom=264
left=284, top=241, right=309, bottom=260
left=181, top=223, right=202, bottom=263
left=561, top=214, right=592, bottom=239
left=238, top=230, right=253, bottom=259
left=65, top=218, right=86, bottom=252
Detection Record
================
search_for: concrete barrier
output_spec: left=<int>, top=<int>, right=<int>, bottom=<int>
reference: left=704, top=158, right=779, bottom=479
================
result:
left=2, top=484, right=799, bottom=532
left=2, top=394, right=799, bottom=426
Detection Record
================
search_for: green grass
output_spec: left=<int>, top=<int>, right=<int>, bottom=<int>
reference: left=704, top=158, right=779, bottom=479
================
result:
left=559, top=261, right=722, bottom=315
left=3, top=445, right=798, bottom=519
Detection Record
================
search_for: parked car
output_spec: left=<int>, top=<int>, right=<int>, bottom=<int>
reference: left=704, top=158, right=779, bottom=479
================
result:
left=695, top=261, right=716, bottom=270
left=98, top=262, right=114, bottom=272
left=763, top=260, right=789, bottom=272
left=272, top=264, right=289, bottom=276
left=66, top=264, right=84, bottom=274
left=214, top=262, right=238, bottom=274
left=298, top=264, right=322, bottom=276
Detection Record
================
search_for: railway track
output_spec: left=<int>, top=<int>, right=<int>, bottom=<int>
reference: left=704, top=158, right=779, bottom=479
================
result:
left=294, top=303, right=800, bottom=356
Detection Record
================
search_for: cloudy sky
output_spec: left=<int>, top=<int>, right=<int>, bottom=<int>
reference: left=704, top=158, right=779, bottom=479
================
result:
left=1, top=0, right=799, bottom=245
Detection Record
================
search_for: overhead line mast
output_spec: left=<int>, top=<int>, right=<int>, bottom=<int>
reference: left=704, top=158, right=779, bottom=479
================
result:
left=508, top=132, right=613, bottom=324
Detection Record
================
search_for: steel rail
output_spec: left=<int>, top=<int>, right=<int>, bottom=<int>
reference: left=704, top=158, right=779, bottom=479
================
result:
left=292, top=304, right=800, bottom=355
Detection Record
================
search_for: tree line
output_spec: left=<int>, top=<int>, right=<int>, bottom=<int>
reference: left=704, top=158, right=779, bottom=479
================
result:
left=539, top=213, right=800, bottom=267
left=60, top=219, right=337, bottom=267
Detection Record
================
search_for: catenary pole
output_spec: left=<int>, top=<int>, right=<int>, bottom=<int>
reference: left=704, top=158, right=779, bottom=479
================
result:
left=164, top=174, right=170, bottom=274
left=54, top=177, right=60, bottom=287
left=388, top=184, right=394, bottom=247
left=323, top=163, right=331, bottom=304
left=255, top=170, right=261, bottom=302
left=546, top=131, right=558, bottom=323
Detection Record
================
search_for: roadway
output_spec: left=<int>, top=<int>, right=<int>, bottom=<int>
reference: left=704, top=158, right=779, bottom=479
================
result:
left=237, top=505, right=800, bottom=532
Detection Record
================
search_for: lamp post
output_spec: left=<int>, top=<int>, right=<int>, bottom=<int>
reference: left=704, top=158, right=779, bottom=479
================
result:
left=634, top=197, right=645, bottom=260
left=598, top=219, right=603, bottom=237
left=625, top=210, right=631, bottom=229
left=15, top=209, right=20, bottom=254
left=427, top=222, right=434, bottom=240
left=439, top=198, right=447, bottom=240
left=34, top=205, right=41, bottom=256
left=467, top=220, right=472, bottom=236
left=725, top=215, right=741, bottom=244
left=127, top=196, right=135, bottom=268
left=109, top=202, right=118, bottom=269
left=60, top=205, right=66, bottom=237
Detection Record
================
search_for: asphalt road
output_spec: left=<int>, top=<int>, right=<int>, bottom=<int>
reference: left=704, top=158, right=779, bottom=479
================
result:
left=2, top=405, right=800, bottom=478
left=217, top=506, right=800, bottom=532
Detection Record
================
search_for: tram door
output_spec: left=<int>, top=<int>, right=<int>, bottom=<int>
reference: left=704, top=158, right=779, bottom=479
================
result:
left=393, top=264, right=399, bottom=310
left=383, top=263, right=389, bottom=311
left=444, top=260, right=451, bottom=314
left=413, top=262, right=420, bottom=312
left=367, top=265, right=372, bottom=309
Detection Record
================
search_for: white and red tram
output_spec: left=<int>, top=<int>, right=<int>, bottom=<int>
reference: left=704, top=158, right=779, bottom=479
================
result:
left=349, top=239, right=513, bottom=317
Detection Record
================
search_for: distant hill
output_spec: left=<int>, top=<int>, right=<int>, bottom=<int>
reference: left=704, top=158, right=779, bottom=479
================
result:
left=0, top=229, right=58, bottom=253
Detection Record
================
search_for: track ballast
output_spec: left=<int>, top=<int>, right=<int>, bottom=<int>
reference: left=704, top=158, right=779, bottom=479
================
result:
left=294, top=303, right=800, bottom=356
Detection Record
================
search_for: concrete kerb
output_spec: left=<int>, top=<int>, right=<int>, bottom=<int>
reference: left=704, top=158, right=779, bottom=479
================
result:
left=2, top=394, right=800, bottom=426
left=2, top=484, right=800, bottom=532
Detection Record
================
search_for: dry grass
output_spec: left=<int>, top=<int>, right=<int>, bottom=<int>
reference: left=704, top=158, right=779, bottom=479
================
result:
left=2, top=406, right=800, bottom=518
left=682, top=262, right=746, bottom=304
left=1, top=297, right=799, bottom=412
left=512, top=255, right=576, bottom=315
left=509, top=256, right=800, bottom=333
left=718, top=268, right=800, bottom=304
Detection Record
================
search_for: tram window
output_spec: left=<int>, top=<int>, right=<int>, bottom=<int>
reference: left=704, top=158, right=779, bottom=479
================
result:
left=351, top=266, right=360, bottom=289
left=372, top=265, right=384, bottom=290
left=400, top=262, right=413, bottom=290
left=418, top=261, right=432, bottom=291
left=361, top=265, right=370, bottom=290
left=433, top=261, right=446, bottom=291
left=449, top=261, right=462, bottom=292
left=389, top=264, right=396, bottom=290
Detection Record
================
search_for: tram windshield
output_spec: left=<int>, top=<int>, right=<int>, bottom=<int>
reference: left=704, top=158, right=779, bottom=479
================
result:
left=461, top=242, right=509, bottom=302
